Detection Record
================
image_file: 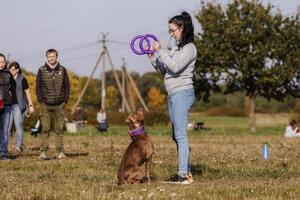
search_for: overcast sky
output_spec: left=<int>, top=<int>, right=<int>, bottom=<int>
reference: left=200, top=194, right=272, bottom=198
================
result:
left=1, top=0, right=299, bottom=77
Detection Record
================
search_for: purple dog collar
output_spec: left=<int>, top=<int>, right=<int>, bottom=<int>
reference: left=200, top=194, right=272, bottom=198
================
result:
left=128, top=126, right=146, bottom=137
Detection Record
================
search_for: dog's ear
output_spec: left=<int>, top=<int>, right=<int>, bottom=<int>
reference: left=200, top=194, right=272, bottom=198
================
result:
left=124, top=114, right=131, bottom=124
left=137, top=108, right=145, bottom=117
left=136, top=108, right=145, bottom=122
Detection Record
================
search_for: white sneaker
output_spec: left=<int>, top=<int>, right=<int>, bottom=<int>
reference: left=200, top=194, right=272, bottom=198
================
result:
left=56, top=152, right=67, bottom=159
left=39, top=151, right=50, bottom=160
left=15, top=147, right=22, bottom=155
left=188, top=172, right=194, bottom=183
left=163, top=175, right=190, bottom=185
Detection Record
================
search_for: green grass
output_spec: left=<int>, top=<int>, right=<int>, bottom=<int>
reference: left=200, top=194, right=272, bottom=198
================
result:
left=1, top=115, right=299, bottom=199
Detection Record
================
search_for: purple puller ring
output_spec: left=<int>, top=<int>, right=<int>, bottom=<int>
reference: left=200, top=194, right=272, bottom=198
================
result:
left=139, top=34, right=158, bottom=55
left=130, top=35, right=151, bottom=55
left=130, top=34, right=158, bottom=55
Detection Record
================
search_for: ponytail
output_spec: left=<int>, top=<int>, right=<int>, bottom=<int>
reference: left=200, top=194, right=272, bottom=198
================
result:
left=169, top=11, right=194, bottom=48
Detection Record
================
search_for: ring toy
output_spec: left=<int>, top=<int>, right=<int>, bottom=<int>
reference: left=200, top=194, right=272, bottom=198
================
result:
left=130, top=34, right=158, bottom=55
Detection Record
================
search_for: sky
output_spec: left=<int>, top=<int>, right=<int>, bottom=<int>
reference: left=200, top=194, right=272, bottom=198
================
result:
left=1, top=0, right=299, bottom=77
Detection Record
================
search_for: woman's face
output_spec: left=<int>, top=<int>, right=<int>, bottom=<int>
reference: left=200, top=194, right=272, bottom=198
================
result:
left=168, top=23, right=183, bottom=42
left=0, top=57, right=5, bottom=70
left=9, top=66, right=19, bottom=77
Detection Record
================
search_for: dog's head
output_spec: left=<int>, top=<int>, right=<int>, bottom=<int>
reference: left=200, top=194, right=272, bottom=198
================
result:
left=125, top=108, right=145, bottom=130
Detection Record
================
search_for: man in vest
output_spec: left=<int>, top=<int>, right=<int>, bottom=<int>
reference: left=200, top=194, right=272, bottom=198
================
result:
left=36, top=49, right=70, bottom=160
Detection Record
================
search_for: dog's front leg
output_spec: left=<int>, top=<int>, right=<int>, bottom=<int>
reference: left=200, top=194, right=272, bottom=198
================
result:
left=146, top=156, right=152, bottom=184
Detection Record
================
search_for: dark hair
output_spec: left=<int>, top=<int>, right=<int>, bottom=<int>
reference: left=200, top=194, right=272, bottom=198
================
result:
left=290, top=119, right=297, bottom=126
left=9, top=61, right=22, bottom=74
left=168, top=11, right=194, bottom=48
left=46, top=49, right=58, bottom=57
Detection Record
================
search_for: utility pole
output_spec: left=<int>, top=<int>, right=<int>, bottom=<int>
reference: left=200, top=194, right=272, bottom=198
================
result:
left=121, top=58, right=126, bottom=112
left=71, top=34, right=132, bottom=115
left=100, top=33, right=108, bottom=111
left=121, top=58, right=136, bottom=111
left=122, top=59, right=150, bottom=112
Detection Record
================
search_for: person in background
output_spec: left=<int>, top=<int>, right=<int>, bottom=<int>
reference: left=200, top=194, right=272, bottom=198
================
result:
left=97, top=108, right=107, bottom=132
left=284, top=119, right=300, bottom=138
left=8, top=62, right=34, bottom=154
left=0, top=53, right=16, bottom=160
left=36, top=49, right=70, bottom=160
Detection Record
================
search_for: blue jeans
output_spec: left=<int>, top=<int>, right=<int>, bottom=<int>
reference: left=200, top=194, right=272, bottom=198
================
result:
left=0, top=106, right=12, bottom=157
left=8, top=104, right=25, bottom=149
left=168, top=88, right=195, bottom=177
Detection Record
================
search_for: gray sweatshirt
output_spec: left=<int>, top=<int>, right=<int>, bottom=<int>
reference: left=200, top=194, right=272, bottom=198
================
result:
left=150, top=42, right=197, bottom=95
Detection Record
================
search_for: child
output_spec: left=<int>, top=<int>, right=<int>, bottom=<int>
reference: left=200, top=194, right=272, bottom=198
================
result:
left=284, top=120, right=300, bottom=138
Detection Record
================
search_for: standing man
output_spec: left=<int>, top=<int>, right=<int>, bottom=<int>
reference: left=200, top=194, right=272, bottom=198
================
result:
left=36, top=49, right=70, bottom=160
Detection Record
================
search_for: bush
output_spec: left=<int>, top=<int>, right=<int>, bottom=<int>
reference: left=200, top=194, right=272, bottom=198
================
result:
left=23, top=107, right=170, bottom=132
left=74, top=108, right=169, bottom=126
left=105, top=111, right=169, bottom=126
left=144, top=111, right=169, bottom=125
left=204, top=106, right=247, bottom=117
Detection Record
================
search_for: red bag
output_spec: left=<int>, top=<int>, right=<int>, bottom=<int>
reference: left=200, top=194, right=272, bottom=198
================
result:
left=0, top=96, right=4, bottom=111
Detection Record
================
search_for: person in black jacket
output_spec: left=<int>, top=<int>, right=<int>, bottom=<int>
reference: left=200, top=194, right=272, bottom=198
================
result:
left=0, top=53, right=16, bottom=160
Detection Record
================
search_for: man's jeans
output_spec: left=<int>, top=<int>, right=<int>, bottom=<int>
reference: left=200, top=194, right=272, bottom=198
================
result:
left=0, top=106, right=12, bottom=157
left=8, top=104, right=25, bottom=149
left=168, top=88, right=195, bottom=177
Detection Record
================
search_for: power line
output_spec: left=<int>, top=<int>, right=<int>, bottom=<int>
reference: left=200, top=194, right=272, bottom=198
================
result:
left=11, top=30, right=170, bottom=63
left=59, top=41, right=99, bottom=53
left=12, top=40, right=99, bottom=61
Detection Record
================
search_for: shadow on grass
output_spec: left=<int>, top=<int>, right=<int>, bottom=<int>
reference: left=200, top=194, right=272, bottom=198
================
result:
left=7, top=155, right=18, bottom=160
left=66, top=152, right=89, bottom=157
left=190, top=164, right=220, bottom=177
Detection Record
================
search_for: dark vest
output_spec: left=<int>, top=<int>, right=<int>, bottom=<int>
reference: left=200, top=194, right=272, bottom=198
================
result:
left=40, top=64, right=65, bottom=105
left=0, top=68, right=16, bottom=105
left=15, top=74, right=27, bottom=113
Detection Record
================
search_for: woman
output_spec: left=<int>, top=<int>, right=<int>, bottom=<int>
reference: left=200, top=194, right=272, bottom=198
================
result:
left=284, top=119, right=300, bottom=138
left=8, top=62, right=34, bottom=154
left=149, top=12, right=197, bottom=184
left=0, top=54, right=16, bottom=160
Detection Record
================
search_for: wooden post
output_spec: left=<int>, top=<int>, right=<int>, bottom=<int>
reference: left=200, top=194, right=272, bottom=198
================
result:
left=101, top=40, right=106, bottom=111
left=124, top=67, right=149, bottom=112
left=249, top=95, right=256, bottom=132
left=121, top=66, right=126, bottom=112
left=105, top=48, right=131, bottom=112
left=71, top=52, right=104, bottom=115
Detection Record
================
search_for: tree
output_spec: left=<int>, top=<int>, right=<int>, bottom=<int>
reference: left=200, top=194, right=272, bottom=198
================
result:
left=195, top=0, right=300, bottom=131
left=147, top=87, right=167, bottom=111
left=66, top=71, right=81, bottom=113
left=78, top=76, right=101, bottom=108
left=137, top=72, right=165, bottom=103
left=106, top=85, right=119, bottom=111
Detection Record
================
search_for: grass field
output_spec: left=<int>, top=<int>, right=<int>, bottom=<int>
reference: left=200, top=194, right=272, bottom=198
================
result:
left=1, top=115, right=300, bottom=200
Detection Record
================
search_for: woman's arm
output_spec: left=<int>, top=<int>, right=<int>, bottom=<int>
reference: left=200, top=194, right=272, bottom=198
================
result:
left=157, top=43, right=197, bottom=74
left=149, top=54, right=166, bottom=76
left=25, top=89, right=34, bottom=113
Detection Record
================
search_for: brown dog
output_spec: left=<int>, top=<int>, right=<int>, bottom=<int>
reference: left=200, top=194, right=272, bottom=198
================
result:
left=117, top=108, right=154, bottom=185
